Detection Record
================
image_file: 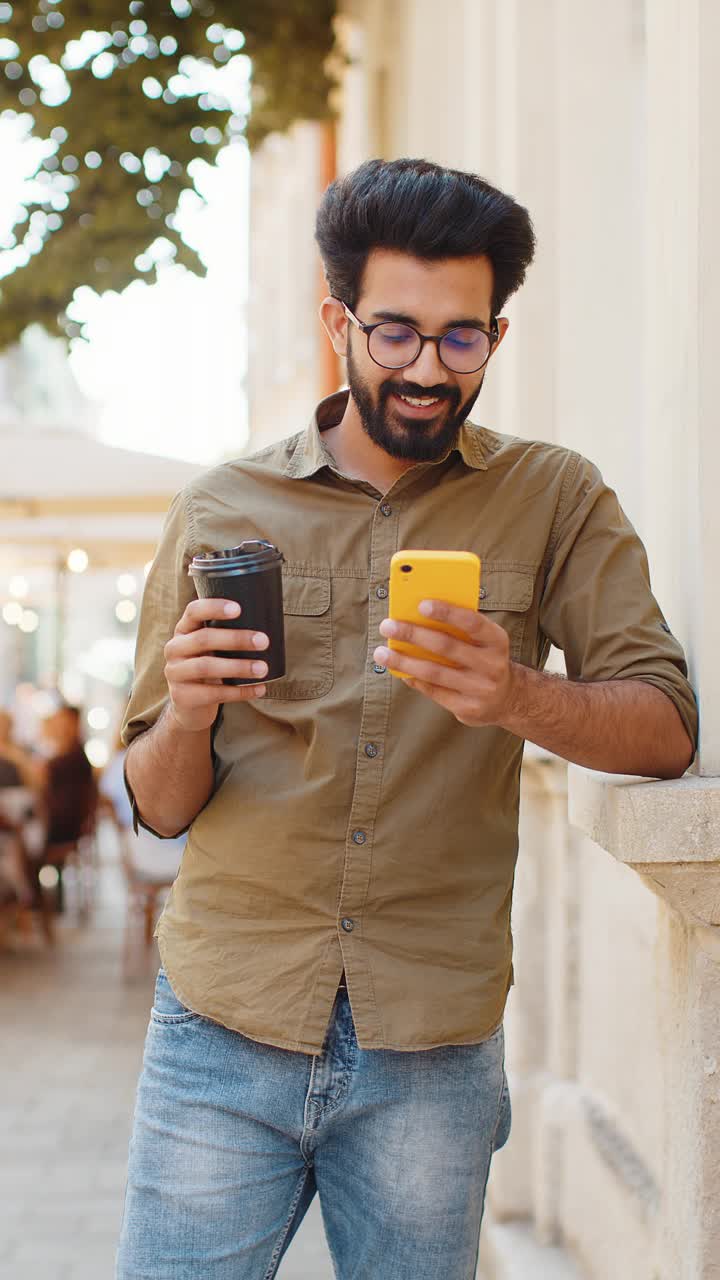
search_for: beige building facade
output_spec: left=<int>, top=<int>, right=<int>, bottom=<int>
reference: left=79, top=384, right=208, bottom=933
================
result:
left=246, top=121, right=323, bottom=452
left=248, top=2, right=720, bottom=1275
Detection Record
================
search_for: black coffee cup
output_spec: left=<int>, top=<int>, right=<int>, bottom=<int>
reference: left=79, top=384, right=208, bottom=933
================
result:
left=188, top=541, right=285, bottom=685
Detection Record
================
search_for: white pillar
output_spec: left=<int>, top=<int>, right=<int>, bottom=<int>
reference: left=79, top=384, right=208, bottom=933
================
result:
left=644, top=0, right=720, bottom=775
left=694, top=2, right=720, bottom=774
left=552, top=0, right=646, bottom=526
left=482, top=0, right=558, bottom=450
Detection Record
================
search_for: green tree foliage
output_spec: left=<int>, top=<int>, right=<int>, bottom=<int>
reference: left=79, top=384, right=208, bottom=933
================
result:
left=0, top=0, right=337, bottom=349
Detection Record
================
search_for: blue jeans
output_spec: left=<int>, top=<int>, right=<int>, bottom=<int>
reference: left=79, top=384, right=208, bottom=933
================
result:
left=116, top=969, right=511, bottom=1279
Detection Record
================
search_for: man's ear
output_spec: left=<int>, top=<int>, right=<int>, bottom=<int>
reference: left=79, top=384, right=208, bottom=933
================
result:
left=491, top=316, right=510, bottom=355
left=319, top=296, right=349, bottom=358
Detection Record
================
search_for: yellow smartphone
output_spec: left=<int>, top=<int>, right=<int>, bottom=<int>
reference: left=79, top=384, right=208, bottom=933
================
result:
left=387, top=550, right=482, bottom=678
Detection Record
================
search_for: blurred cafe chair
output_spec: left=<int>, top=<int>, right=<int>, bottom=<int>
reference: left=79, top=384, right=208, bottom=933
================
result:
left=118, top=826, right=185, bottom=981
left=99, top=738, right=185, bottom=980
left=41, top=801, right=99, bottom=924
left=0, top=788, right=54, bottom=945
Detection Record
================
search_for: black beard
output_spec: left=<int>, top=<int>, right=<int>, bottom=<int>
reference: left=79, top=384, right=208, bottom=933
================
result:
left=346, top=341, right=485, bottom=462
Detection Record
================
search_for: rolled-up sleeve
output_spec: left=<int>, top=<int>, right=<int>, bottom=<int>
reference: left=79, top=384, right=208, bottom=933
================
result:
left=539, top=453, right=699, bottom=756
left=121, top=488, right=199, bottom=833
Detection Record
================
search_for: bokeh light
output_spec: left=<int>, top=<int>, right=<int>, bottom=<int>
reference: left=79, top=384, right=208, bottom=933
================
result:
left=2, top=601, right=23, bottom=625
left=67, top=548, right=89, bottom=573
left=18, top=609, right=39, bottom=633
left=85, top=738, right=110, bottom=768
left=88, top=706, right=111, bottom=731
left=115, top=599, right=138, bottom=623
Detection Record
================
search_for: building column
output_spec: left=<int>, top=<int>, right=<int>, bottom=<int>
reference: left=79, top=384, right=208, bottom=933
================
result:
left=643, top=0, right=720, bottom=776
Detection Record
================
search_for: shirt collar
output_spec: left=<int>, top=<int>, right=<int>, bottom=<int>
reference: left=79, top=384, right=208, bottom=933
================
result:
left=285, top=389, right=489, bottom=479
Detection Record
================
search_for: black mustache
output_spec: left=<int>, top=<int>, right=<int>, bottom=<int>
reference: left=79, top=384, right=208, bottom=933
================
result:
left=383, top=384, right=457, bottom=403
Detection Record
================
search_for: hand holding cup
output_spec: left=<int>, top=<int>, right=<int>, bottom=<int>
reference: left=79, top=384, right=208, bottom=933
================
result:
left=163, top=599, right=271, bottom=733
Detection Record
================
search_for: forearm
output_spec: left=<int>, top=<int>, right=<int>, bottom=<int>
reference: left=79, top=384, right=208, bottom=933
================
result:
left=125, top=704, right=215, bottom=837
left=500, top=665, right=694, bottom=779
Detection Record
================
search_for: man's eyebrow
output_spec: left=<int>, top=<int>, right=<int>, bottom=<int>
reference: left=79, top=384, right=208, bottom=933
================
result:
left=370, top=309, right=491, bottom=332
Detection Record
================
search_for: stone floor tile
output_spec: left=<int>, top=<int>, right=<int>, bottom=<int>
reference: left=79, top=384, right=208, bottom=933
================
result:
left=3, top=1241, right=74, bottom=1280
left=62, top=1244, right=118, bottom=1280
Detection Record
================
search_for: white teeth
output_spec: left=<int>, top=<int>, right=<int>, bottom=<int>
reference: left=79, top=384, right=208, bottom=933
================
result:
left=398, top=395, right=440, bottom=407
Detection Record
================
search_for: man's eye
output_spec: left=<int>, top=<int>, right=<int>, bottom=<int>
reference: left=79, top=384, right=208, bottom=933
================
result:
left=445, top=329, right=483, bottom=348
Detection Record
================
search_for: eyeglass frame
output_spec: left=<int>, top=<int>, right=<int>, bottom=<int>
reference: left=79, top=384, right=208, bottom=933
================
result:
left=341, top=302, right=500, bottom=374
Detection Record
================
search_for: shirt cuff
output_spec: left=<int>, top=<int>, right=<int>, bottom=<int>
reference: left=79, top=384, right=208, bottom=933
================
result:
left=621, top=673, right=698, bottom=769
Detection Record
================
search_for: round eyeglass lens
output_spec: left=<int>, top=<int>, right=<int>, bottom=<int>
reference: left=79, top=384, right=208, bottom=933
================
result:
left=368, top=323, right=421, bottom=368
left=439, top=327, right=491, bottom=373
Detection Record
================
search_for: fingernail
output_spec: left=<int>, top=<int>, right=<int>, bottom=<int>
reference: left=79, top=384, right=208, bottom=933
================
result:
left=252, top=661, right=268, bottom=677
left=379, top=619, right=397, bottom=637
left=418, top=600, right=433, bottom=616
left=223, top=602, right=241, bottom=616
left=254, top=684, right=267, bottom=698
left=252, top=633, right=269, bottom=649
left=374, top=646, right=389, bottom=664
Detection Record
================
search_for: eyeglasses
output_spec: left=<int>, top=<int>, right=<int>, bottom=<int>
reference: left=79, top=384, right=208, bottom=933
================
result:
left=342, top=303, right=499, bottom=375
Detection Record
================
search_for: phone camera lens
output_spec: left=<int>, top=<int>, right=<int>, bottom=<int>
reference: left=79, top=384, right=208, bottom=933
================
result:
left=401, top=564, right=412, bottom=573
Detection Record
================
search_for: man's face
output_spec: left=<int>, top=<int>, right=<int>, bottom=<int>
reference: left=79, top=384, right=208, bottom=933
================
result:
left=345, top=249, right=499, bottom=462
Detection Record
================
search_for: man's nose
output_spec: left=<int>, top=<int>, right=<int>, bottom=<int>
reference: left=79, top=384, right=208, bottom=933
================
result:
left=403, top=338, right=450, bottom=386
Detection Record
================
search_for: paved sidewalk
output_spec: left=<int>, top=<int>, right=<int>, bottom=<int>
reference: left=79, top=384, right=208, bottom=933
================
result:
left=0, top=827, right=333, bottom=1280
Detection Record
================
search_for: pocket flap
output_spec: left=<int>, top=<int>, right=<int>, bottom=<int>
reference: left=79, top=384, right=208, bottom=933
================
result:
left=281, top=569, right=331, bottom=616
left=479, top=564, right=535, bottom=612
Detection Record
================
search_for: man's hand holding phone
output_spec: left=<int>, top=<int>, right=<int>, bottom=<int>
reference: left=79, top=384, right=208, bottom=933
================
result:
left=374, top=600, right=518, bottom=728
left=164, top=599, right=270, bottom=733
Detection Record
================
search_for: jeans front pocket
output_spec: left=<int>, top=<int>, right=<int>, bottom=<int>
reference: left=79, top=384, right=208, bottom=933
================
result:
left=150, top=968, right=202, bottom=1024
left=493, top=1070, right=512, bottom=1151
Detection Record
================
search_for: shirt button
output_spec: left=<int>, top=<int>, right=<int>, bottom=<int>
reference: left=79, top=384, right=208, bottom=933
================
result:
left=479, top=586, right=487, bottom=600
left=380, top=503, right=392, bottom=517
left=352, top=829, right=367, bottom=845
left=364, top=743, right=379, bottom=758
left=373, top=662, right=386, bottom=674
left=341, top=918, right=355, bottom=932
left=375, top=585, right=389, bottom=600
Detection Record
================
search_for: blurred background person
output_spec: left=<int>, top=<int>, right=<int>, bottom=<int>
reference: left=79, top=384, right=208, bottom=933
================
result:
left=38, top=705, right=96, bottom=844
left=37, top=704, right=97, bottom=911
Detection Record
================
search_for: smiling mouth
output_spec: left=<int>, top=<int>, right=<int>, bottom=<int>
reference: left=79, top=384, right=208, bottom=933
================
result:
left=390, top=392, right=448, bottom=416
left=396, top=393, right=442, bottom=407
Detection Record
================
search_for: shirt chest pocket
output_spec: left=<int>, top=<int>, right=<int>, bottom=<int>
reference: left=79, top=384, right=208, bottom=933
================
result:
left=478, top=562, right=536, bottom=661
left=264, top=566, right=334, bottom=700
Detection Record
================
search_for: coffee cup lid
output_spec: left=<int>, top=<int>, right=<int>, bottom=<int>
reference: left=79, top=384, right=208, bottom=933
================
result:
left=189, top=540, right=284, bottom=576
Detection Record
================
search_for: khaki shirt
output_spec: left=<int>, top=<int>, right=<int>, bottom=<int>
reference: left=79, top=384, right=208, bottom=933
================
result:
left=123, top=390, right=698, bottom=1053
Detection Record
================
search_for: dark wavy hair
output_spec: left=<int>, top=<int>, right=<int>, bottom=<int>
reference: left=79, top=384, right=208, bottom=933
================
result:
left=315, top=157, right=536, bottom=316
